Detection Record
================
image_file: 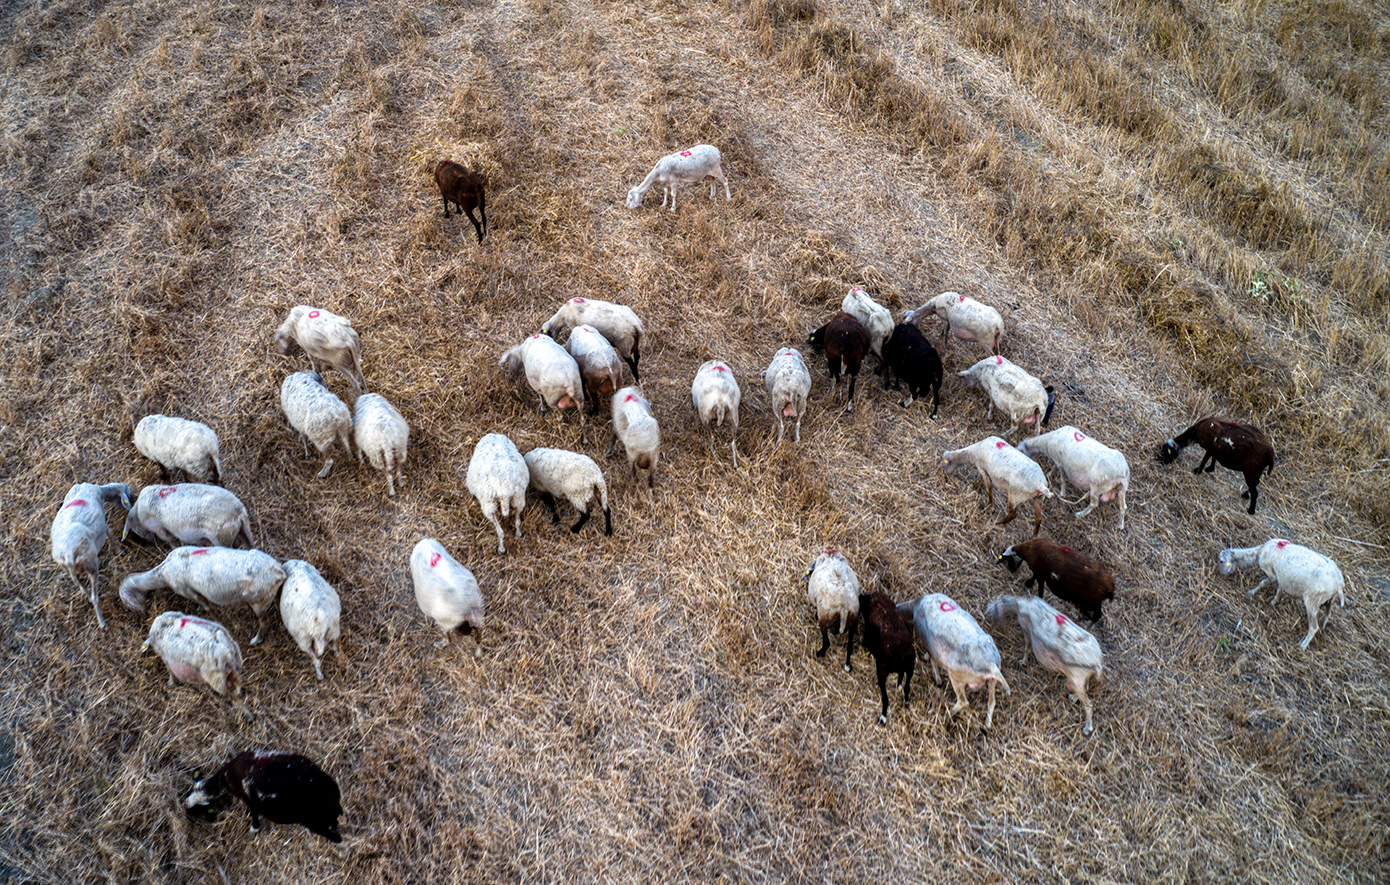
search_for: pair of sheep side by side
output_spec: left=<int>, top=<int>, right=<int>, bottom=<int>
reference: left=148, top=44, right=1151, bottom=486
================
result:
left=840, top=288, right=894, bottom=362
left=762, top=348, right=811, bottom=443
left=691, top=360, right=741, bottom=467
left=281, top=371, right=354, bottom=479
left=119, top=546, right=286, bottom=645
left=998, top=537, right=1116, bottom=624
left=185, top=750, right=342, bottom=843
left=807, top=312, right=870, bottom=412
left=1017, top=426, right=1130, bottom=530
left=49, top=482, right=133, bottom=629
left=565, top=325, right=626, bottom=412
left=1161, top=417, right=1275, bottom=515
left=958, top=355, right=1056, bottom=439
left=280, top=560, right=343, bottom=680
left=143, top=611, right=246, bottom=713
left=275, top=306, right=366, bottom=393
left=899, top=594, right=1011, bottom=730
left=906, top=291, right=1004, bottom=355
left=434, top=159, right=487, bottom=244
left=986, top=595, right=1104, bottom=735
left=541, top=297, right=645, bottom=383
left=410, top=539, right=484, bottom=653
left=608, top=387, right=661, bottom=488
left=524, top=447, right=612, bottom=536
left=1218, top=539, right=1345, bottom=649
left=805, top=550, right=860, bottom=672
left=878, top=322, right=943, bottom=417
left=134, top=415, right=221, bottom=484
left=123, top=483, right=254, bottom=550
left=466, top=434, right=530, bottom=554
left=942, top=437, right=1053, bottom=537
left=626, top=144, right=731, bottom=212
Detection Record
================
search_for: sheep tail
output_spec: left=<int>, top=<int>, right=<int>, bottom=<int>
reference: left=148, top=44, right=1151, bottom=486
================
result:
left=235, top=515, right=255, bottom=550
left=838, top=610, right=849, bottom=636
left=210, top=454, right=223, bottom=483
left=1265, top=450, right=1275, bottom=477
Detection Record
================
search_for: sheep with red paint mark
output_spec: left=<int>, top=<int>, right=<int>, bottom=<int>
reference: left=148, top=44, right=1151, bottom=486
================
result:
left=499, top=333, right=585, bottom=424
left=986, top=595, right=1104, bottom=734
left=691, top=359, right=741, bottom=467
left=998, top=538, right=1115, bottom=624
left=274, top=306, right=365, bottom=392
left=899, top=594, right=1011, bottom=730
left=762, top=347, right=812, bottom=443
left=858, top=591, right=916, bottom=724
left=804, top=550, right=860, bottom=673
left=123, top=483, right=254, bottom=549
left=607, top=387, right=661, bottom=489
left=807, top=311, right=871, bottom=412
left=434, top=159, right=487, bottom=243
left=1160, top=417, right=1274, bottom=514
left=564, top=325, right=625, bottom=412
left=542, top=297, right=645, bottom=383
left=49, top=482, right=133, bottom=630
left=142, top=611, right=245, bottom=706
left=878, top=322, right=943, bottom=417
left=626, top=144, right=731, bottom=212
left=185, top=750, right=342, bottom=843
left=134, top=415, right=222, bottom=484
left=465, top=433, right=530, bottom=554
left=1016, top=426, right=1130, bottom=530
left=841, top=287, right=894, bottom=361
left=119, top=546, right=286, bottom=645
left=410, top=539, right=484, bottom=654
left=1218, top=539, right=1345, bottom=649
left=906, top=291, right=1004, bottom=355
left=957, top=355, right=1056, bottom=439
left=941, top=437, right=1053, bottom=536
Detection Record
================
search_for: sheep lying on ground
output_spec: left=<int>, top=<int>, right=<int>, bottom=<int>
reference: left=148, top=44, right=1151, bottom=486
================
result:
left=998, top=537, right=1116, bottom=624
left=1161, top=417, right=1274, bottom=515
left=1218, top=539, right=1345, bottom=649
left=878, top=322, right=942, bottom=417
left=841, top=287, right=894, bottom=361
left=986, top=595, right=1104, bottom=734
left=434, top=159, right=487, bottom=244
left=691, top=360, right=741, bottom=467
left=142, top=611, right=244, bottom=706
left=941, top=437, right=1053, bottom=536
left=275, top=306, right=365, bottom=392
left=119, top=547, right=286, bottom=645
left=49, top=482, right=132, bottom=630
left=279, top=560, right=342, bottom=680
left=541, top=297, right=645, bottom=382
left=564, top=325, right=625, bottom=411
left=607, top=387, right=661, bottom=489
left=280, top=371, right=353, bottom=479
left=804, top=550, right=860, bottom=672
left=807, top=312, right=870, bottom=412
left=123, top=483, right=254, bottom=549
left=763, top=348, right=812, bottom=443
left=352, top=392, right=409, bottom=497
left=524, top=447, right=612, bottom=536
left=906, top=291, right=1004, bottom=355
left=134, top=415, right=221, bottom=484
left=1017, top=426, right=1129, bottom=530
left=900, top=593, right=1010, bottom=730
left=410, top=538, right=484, bottom=654
left=626, top=144, right=731, bottom=211
left=186, top=751, right=342, bottom=843
left=500, top=334, right=585, bottom=423
left=858, top=591, right=915, bottom=724
left=958, top=355, right=1056, bottom=438
left=466, top=433, right=529, bottom=554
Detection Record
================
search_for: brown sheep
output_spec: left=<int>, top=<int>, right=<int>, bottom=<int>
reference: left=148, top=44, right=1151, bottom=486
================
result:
left=998, top=538, right=1115, bottom=624
left=434, top=159, right=487, bottom=243
left=1160, top=417, right=1274, bottom=514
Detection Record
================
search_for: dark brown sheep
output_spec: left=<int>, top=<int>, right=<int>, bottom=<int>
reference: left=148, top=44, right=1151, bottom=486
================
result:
left=185, top=751, right=342, bottom=843
left=858, top=592, right=916, bottom=725
left=807, top=311, right=871, bottom=412
left=1160, top=417, right=1274, bottom=514
left=998, top=538, right=1115, bottom=624
left=434, top=159, right=487, bottom=243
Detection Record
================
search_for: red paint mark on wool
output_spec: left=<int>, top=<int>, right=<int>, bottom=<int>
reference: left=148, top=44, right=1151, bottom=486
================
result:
left=713, top=365, right=726, bottom=372
left=995, top=355, right=1004, bottom=365
left=190, top=548, right=209, bottom=555
left=430, top=552, right=441, bottom=568
left=158, top=487, right=177, bottom=499
left=680, top=150, right=693, bottom=157
left=65, top=499, right=88, bottom=508
left=1060, top=546, right=1073, bottom=554
left=179, top=618, right=188, bottom=628
left=1056, top=613, right=1068, bottom=626
left=573, top=297, right=586, bottom=303
left=1074, top=431, right=1085, bottom=442
left=826, top=549, right=837, bottom=555
left=624, top=394, right=637, bottom=403
left=940, top=601, right=956, bottom=612
left=308, top=310, right=320, bottom=319
left=532, top=333, right=542, bottom=339
left=959, top=294, right=967, bottom=302
left=1277, top=540, right=1288, bottom=548
left=996, top=441, right=1007, bottom=449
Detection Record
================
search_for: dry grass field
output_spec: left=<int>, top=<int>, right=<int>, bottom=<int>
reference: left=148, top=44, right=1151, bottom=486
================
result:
left=3, top=0, right=1389, bottom=880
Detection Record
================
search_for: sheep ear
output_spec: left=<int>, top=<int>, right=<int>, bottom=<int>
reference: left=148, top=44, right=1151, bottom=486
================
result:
left=119, top=489, right=132, bottom=509
left=121, top=520, right=130, bottom=542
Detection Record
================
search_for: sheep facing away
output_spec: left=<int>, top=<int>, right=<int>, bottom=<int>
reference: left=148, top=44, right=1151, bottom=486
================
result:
left=804, top=550, right=860, bottom=672
left=986, top=595, right=1104, bottom=735
left=998, top=538, right=1116, bottom=624
left=500, top=333, right=585, bottom=423
left=900, top=593, right=1011, bottom=730
left=142, top=611, right=244, bottom=707
left=352, top=392, right=409, bottom=497
left=410, top=539, right=484, bottom=653
left=185, top=751, right=342, bottom=843
left=858, top=591, right=916, bottom=725
left=1161, top=417, right=1274, bottom=515
left=762, top=348, right=812, bottom=443
left=1218, top=539, right=1345, bottom=649
left=280, top=371, right=353, bottom=479
left=807, top=312, right=871, bottom=412
left=626, top=144, right=731, bottom=211
left=524, top=447, right=613, bottom=536
left=607, top=387, right=661, bottom=489
left=841, top=287, right=894, bottom=361
left=690, top=360, right=741, bottom=467
left=279, top=560, right=342, bottom=680
left=50, top=482, right=133, bottom=630
left=133, top=414, right=221, bottom=484
left=1016, top=426, right=1130, bottom=530
left=906, top=291, right=1004, bottom=355
left=466, top=433, right=530, bottom=554
left=122, top=483, right=254, bottom=549
left=119, top=546, right=287, bottom=645
left=274, top=306, right=365, bottom=392
left=878, top=322, right=943, bottom=418
left=941, top=437, right=1054, bottom=536
left=434, top=159, right=487, bottom=244
left=957, top=355, right=1056, bottom=438
left=541, top=297, right=645, bottom=383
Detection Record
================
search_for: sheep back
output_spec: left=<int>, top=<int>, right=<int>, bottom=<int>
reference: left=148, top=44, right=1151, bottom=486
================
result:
left=280, top=372, right=353, bottom=456
left=144, top=611, right=243, bottom=696
left=125, top=483, right=253, bottom=549
left=279, top=559, right=342, bottom=678
left=134, top=415, right=222, bottom=483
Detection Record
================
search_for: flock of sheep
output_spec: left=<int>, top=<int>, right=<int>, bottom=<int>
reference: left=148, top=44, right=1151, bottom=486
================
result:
left=43, top=143, right=1349, bottom=842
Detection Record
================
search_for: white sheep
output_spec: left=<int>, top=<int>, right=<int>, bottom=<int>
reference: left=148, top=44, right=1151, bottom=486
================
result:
left=118, top=546, right=286, bottom=645
left=122, top=483, right=254, bottom=549
left=1016, top=426, right=1130, bottom=530
left=957, top=355, right=1056, bottom=438
left=49, top=482, right=132, bottom=630
left=142, top=611, right=245, bottom=707
left=564, top=324, right=625, bottom=409
left=279, top=559, right=342, bottom=680
left=499, top=333, right=585, bottom=423
left=352, top=392, right=409, bottom=497
left=466, top=433, right=529, bottom=554
left=133, top=415, right=222, bottom=483
left=804, top=550, right=860, bottom=672
left=280, top=371, right=353, bottom=479
left=841, top=287, right=894, bottom=360
left=900, top=594, right=1011, bottom=730
left=540, top=297, right=645, bottom=383
left=941, top=436, right=1054, bottom=536
left=762, top=347, right=812, bottom=443
left=523, top=447, right=612, bottom=536
left=607, top=387, right=661, bottom=489
left=1217, top=540, right=1346, bottom=649
left=906, top=291, right=1004, bottom=355
left=625, top=144, right=731, bottom=212
left=410, top=539, right=484, bottom=653
left=274, top=305, right=366, bottom=392
left=690, top=359, right=741, bottom=467
left=986, top=595, right=1104, bottom=735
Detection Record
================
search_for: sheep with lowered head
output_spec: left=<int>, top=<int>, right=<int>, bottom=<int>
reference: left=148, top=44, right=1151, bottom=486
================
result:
left=1218, top=539, right=1345, bottom=649
left=841, top=287, right=894, bottom=361
left=690, top=359, right=741, bottom=467
left=858, top=591, right=916, bottom=725
left=607, top=387, right=661, bottom=489
left=986, top=594, right=1104, bottom=734
left=958, top=355, right=1056, bottom=439
left=998, top=537, right=1116, bottom=625
left=466, top=433, right=529, bottom=554
left=804, top=550, right=860, bottom=672
left=280, top=371, right=353, bottom=479
left=410, top=538, right=484, bottom=653
left=541, top=297, right=645, bottom=383
left=564, top=325, right=625, bottom=411
left=142, top=611, right=245, bottom=708
left=499, top=333, right=584, bottom=423
left=524, top=447, right=612, bottom=536
left=1161, top=416, right=1274, bottom=515
left=900, top=593, right=1011, bottom=730
left=763, top=348, right=812, bottom=443
left=279, top=559, right=342, bottom=680
left=119, top=546, right=286, bottom=645
left=122, top=483, right=254, bottom=549
left=434, top=159, right=487, bottom=244
left=50, top=482, right=132, bottom=630
left=1016, top=426, right=1130, bottom=530
left=274, top=305, right=365, bottom=392
left=134, top=414, right=221, bottom=484
left=185, top=750, right=342, bottom=843
left=941, top=436, right=1053, bottom=536
left=626, top=144, right=731, bottom=212
left=352, top=392, right=409, bottom=497
left=906, top=291, right=1004, bottom=355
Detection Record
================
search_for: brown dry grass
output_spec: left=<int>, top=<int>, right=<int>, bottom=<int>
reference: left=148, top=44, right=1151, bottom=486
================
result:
left=2, top=0, right=1388, bottom=881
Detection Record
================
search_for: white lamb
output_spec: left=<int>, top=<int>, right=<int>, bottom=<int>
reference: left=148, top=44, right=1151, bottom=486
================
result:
left=900, top=593, right=1011, bottom=730
left=122, top=483, right=254, bottom=549
left=523, top=447, right=612, bottom=536
left=564, top=325, right=625, bottom=409
left=804, top=550, right=860, bottom=672
left=466, top=433, right=529, bottom=554
left=957, top=355, right=1056, bottom=438
left=142, top=611, right=245, bottom=707
left=607, top=387, right=661, bottom=489
left=353, top=392, right=409, bottom=497
left=410, top=539, right=484, bottom=654
left=118, top=546, right=287, bottom=645
left=1016, top=426, right=1130, bottom=530
left=941, top=436, right=1054, bottom=536
left=690, top=360, right=741, bottom=468
left=540, top=296, right=645, bottom=383
left=906, top=291, right=1004, bottom=355
left=49, top=482, right=132, bottom=630
left=841, top=287, right=894, bottom=360
left=625, top=144, right=731, bottom=212
left=762, top=348, right=812, bottom=443
left=986, top=595, right=1104, bottom=735
left=274, top=305, right=366, bottom=392
left=1217, top=539, right=1346, bottom=650
left=499, top=333, right=584, bottom=423
left=280, top=371, right=353, bottom=479
left=279, top=559, right=342, bottom=680
left=133, top=415, right=222, bottom=483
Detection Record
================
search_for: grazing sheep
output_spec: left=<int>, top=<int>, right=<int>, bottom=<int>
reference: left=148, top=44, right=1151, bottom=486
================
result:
left=524, top=447, right=613, bottom=536
left=1218, top=539, right=1345, bottom=649
left=122, top=483, right=254, bottom=549
left=465, top=433, right=529, bottom=554
left=142, top=611, right=244, bottom=703
left=1016, top=426, right=1130, bottom=530
left=841, top=287, right=894, bottom=361
left=119, top=546, right=286, bottom=645
left=607, top=387, right=661, bottom=489
left=762, top=348, right=812, bottom=443
left=564, top=325, right=625, bottom=411
left=185, top=751, right=342, bottom=843
left=906, top=291, right=1004, bottom=355
left=878, top=322, right=943, bottom=417
left=900, top=594, right=1011, bottom=730
left=690, top=359, right=741, bottom=467
left=133, top=415, right=221, bottom=484
left=804, top=550, right=860, bottom=672
left=957, top=355, right=1056, bottom=438
left=49, top=482, right=132, bottom=630
left=434, top=159, right=487, bottom=243
left=280, top=371, right=353, bottom=479
left=499, top=334, right=585, bottom=423
left=998, top=538, right=1115, bottom=624
left=941, top=437, right=1054, bottom=536
left=626, top=144, right=731, bottom=211
left=858, top=591, right=916, bottom=724
left=410, top=538, right=484, bottom=653
left=352, top=392, right=409, bottom=497
left=986, top=595, right=1104, bottom=734
left=279, top=560, right=342, bottom=680
left=807, top=311, right=871, bottom=412
left=1161, top=417, right=1275, bottom=515
left=274, top=306, right=365, bottom=393
left=541, top=296, right=645, bottom=383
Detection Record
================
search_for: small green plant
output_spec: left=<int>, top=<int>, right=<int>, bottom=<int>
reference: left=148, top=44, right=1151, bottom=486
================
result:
left=1249, top=267, right=1302, bottom=306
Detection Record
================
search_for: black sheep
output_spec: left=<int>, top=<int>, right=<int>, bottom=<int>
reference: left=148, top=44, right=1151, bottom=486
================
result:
left=434, top=159, right=488, bottom=244
left=878, top=322, right=943, bottom=418
left=858, top=592, right=916, bottom=725
left=185, top=751, right=343, bottom=843
left=998, top=538, right=1115, bottom=624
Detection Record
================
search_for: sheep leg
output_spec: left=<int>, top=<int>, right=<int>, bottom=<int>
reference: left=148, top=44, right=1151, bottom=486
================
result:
left=538, top=492, right=561, bottom=525
left=930, top=657, right=942, bottom=686
left=667, top=184, right=677, bottom=212
left=1194, top=451, right=1213, bottom=474
left=1244, top=479, right=1259, bottom=514
left=876, top=662, right=891, bottom=725
left=570, top=507, right=591, bottom=534
left=1299, top=596, right=1323, bottom=650
left=87, top=570, right=107, bottom=631
left=947, top=672, right=970, bottom=718
left=930, top=381, right=940, bottom=420
left=793, top=413, right=802, bottom=443
left=995, top=504, right=1020, bottom=527
left=312, top=652, right=324, bottom=681
left=983, top=680, right=998, bottom=730
left=1116, top=487, right=1126, bottom=530
left=249, top=610, right=270, bottom=646
left=316, top=456, right=335, bottom=479
left=485, top=506, right=507, bottom=555
left=845, top=372, right=858, bottom=413
left=384, top=453, right=397, bottom=498
left=1031, top=497, right=1043, bottom=537
left=605, top=428, right=618, bottom=458
left=1247, top=576, right=1274, bottom=598
left=816, top=627, right=831, bottom=659
left=464, top=207, right=484, bottom=244
left=1068, top=673, right=1095, bottom=735
left=901, top=661, right=913, bottom=706
left=1019, top=629, right=1032, bottom=666
left=843, top=625, right=855, bottom=673
left=730, top=430, right=739, bottom=469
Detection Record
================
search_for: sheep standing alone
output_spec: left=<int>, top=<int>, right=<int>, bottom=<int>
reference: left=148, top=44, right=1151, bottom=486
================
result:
left=564, top=325, right=625, bottom=412
left=900, top=594, right=1011, bottom=730
left=762, top=348, right=812, bottom=443
left=465, top=433, right=529, bottom=554
left=352, top=392, right=409, bottom=497
left=1016, top=426, right=1130, bottom=530
left=906, top=291, right=1004, bottom=355
left=858, top=591, right=916, bottom=724
left=499, top=334, right=585, bottom=423
left=690, top=360, right=741, bottom=467
left=807, top=312, right=871, bottom=412
left=541, top=297, right=645, bottom=383
left=607, top=387, right=661, bottom=489
left=804, top=550, right=860, bottom=672
left=841, top=287, right=894, bottom=361
left=280, top=371, right=353, bottom=479
left=185, top=751, right=342, bottom=843
left=1218, top=539, right=1345, bottom=649
left=122, top=483, right=254, bottom=549
left=434, top=159, right=487, bottom=244
left=957, top=355, right=1056, bottom=438
left=626, top=144, right=731, bottom=212
left=1161, top=417, right=1275, bottom=514
left=941, top=437, right=1053, bottom=536
left=119, top=546, right=286, bottom=645
left=878, top=322, right=943, bottom=417
left=279, top=560, right=342, bottom=680
left=986, top=595, right=1104, bottom=734
left=524, top=447, right=612, bottom=536
left=410, top=539, right=484, bottom=653
left=274, top=306, right=365, bottom=392
left=998, top=538, right=1115, bottom=624
left=142, top=611, right=244, bottom=704
left=133, top=415, right=221, bottom=484
left=49, top=482, right=132, bottom=630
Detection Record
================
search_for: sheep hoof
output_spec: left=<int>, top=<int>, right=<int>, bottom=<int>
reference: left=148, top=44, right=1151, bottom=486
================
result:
left=877, top=714, right=887, bottom=726
left=433, top=638, right=449, bottom=649
left=842, top=663, right=852, bottom=673
left=1083, top=723, right=1093, bottom=735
